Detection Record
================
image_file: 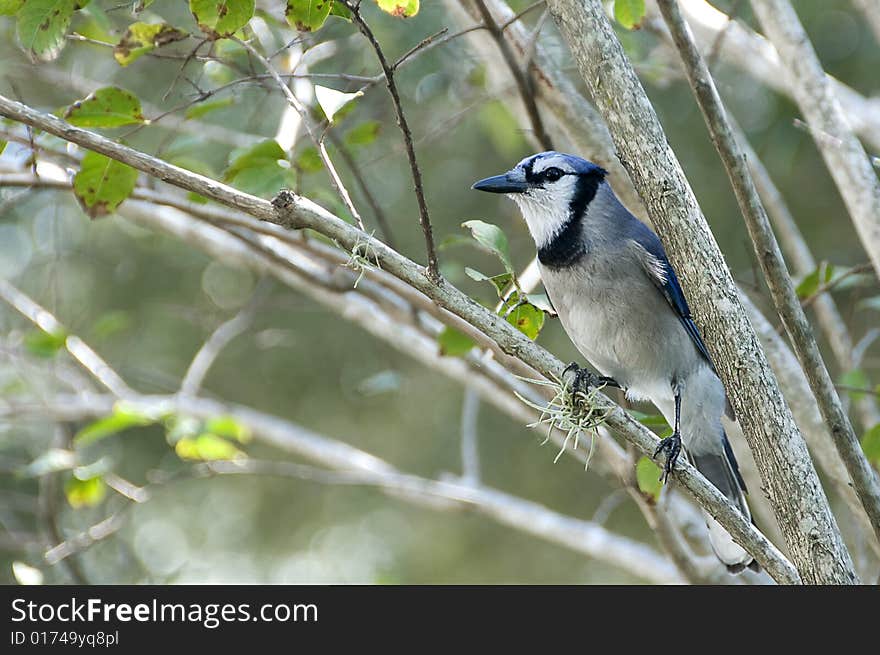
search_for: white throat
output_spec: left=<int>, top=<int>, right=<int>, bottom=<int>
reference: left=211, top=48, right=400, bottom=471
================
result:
left=510, top=175, right=580, bottom=249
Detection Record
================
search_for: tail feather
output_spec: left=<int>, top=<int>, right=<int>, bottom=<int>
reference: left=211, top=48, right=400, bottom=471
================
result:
left=690, top=433, right=757, bottom=573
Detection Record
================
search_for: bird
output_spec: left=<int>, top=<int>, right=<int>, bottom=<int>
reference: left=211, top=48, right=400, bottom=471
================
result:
left=472, top=151, right=755, bottom=572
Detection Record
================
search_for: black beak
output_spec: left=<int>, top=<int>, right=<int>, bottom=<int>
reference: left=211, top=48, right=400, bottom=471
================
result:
left=471, top=173, right=528, bottom=194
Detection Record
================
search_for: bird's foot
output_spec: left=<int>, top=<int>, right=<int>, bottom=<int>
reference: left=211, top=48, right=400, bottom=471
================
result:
left=561, top=363, right=620, bottom=406
left=653, top=432, right=682, bottom=483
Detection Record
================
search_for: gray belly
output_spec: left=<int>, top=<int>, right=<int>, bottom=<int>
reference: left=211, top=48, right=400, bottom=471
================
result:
left=539, top=261, right=701, bottom=398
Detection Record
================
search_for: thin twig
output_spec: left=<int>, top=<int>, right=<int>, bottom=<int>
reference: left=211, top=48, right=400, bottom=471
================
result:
left=0, top=280, right=134, bottom=398
left=343, top=1, right=440, bottom=283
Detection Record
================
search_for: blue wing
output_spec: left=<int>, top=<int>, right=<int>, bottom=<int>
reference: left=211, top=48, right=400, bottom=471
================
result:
left=629, top=222, right=715, bottom=368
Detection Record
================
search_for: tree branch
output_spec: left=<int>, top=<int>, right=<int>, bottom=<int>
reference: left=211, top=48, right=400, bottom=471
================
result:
left=544, top=0, right=854, bottom=584
left=658, top=0, right=880, bottom=560
left=0, top=93, right=797, bottom=583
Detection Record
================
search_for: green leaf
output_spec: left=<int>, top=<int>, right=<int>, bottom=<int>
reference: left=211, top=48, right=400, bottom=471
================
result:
left=0, top=140, right=6, bottom=155
left=184, top=97, right=235, bottom=119
left=73, top=151, right=138, bottom=218
left=21, top=449, right=76, bottom=477
left=314, top=84, right=362, bottom=123
left=329, top=3, right=350, bottom=20
left=525, top=292, right=554, bottom=315
left=614, top=0, right=645, bottom=30
left=74, top=405, right=154, bottom=447
left=461, top=220, right=514, bottom=275
left=113, top=21, right=188, bottom=66
left=175, top=434, right=243, bottom=461
left=224, top=139, right=294, bottom=197
left=376, top=0, right=418, bottom=18
left=295, top=146, right=323, bottom=173
left=63, top=87, right=146, bottom=128
left=464, top=267, right=512, bottom=296
left=204, top=416, right=251, bottom=443
left=190, top=0, right=254, bottom=37
left=16, top=0, right=77, bottom=62
left=344, top=120, right=381, bottom=147
left=437, top=326, right=475, bottom=357
left=504, top=300, right=545, bottom=340
left=284, top=0, right=332, bottom=32
left=631, top=412, right=670, bottom=429
left=795, top=263, right=834, bottom=299
left=23, top=328, right=67, bottom=358
left=0, top=0, right=24, bottom=16
left=636, top=456, right=663, bottom=501
left=64, top=475, right=107, bottom=508
left=862, top=424, right=880, bottom=466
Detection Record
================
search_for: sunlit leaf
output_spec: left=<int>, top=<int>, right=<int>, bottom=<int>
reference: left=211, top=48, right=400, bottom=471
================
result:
left=614, top=0, right=645, bottom=30
left=185, top=97, right=235, bottom=119
left=437, top=326, right=475, bottom=357
left=63, top=87, right=146, bottom=128
left=344, top=120, right=381, bottom=147
left=376, top=0, right=418, bottom=18
left=636, top=456, right=663, bottom=501
left=205, top=415, right=251, bottom=443
left=16, top=0, right=78, bottom=62
left=175, top=434, right=243, bottom=461
left=64, top=475, right=107, bottom=508
left=461, top=220, right=514, bottom=275
left=862, top=424, right=880, bottom=466
left=0, top=0, right=24, bottom=16
left=285, top=0, right=332, bottom=32
left=73, top=151, right=138, bottom=218
left=23, top=328, right=67, bottom=358
left=74, top=405, right=154, bottom=446
left=113, top=22, right=188, bottom=66
left=504, top=299, right=545, bottom=340
left=314, top=85, right=362, bottom=123
left=190, top=0, right=254, bottom=37
left=839, top=369, right=870, bottom=402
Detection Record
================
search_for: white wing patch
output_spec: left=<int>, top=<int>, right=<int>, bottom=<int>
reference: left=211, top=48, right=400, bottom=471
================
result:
left=630, top=240, right=668, bottom=285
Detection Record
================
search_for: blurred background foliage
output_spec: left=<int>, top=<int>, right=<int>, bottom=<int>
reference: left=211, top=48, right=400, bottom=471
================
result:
left=0, top=0, right=878, bottom=584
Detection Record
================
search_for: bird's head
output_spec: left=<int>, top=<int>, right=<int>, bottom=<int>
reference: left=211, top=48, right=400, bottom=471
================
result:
left=471, top=151, right=607, bottom=249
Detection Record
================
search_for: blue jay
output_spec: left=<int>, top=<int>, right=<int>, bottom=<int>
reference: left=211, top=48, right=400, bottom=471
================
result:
left=473, top=151, right=755, bottom=572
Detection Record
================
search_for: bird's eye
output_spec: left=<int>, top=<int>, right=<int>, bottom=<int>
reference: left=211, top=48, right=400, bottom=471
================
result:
left=543, top=167, right=564, bottom=181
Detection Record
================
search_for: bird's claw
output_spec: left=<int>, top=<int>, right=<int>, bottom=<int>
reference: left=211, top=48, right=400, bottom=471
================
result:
left=653, top=432, right=682, bottom=483
left=562, top=362, right=596, bottom=393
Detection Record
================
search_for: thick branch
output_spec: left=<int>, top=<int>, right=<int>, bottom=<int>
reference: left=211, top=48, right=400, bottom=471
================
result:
left=0, top=93, right=797, bottom=583
left=659, top=0, right=880, bottom=560
left=544, top=0, right=854, bottom=584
